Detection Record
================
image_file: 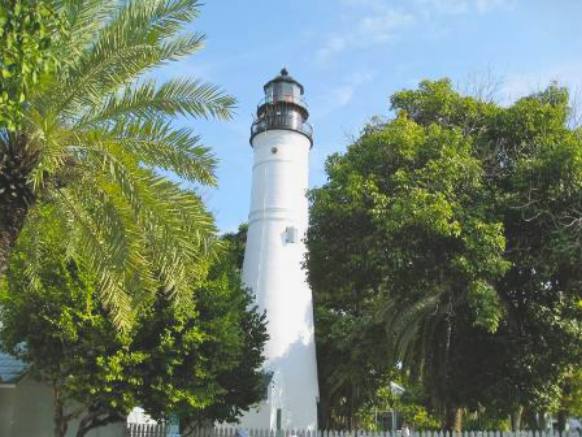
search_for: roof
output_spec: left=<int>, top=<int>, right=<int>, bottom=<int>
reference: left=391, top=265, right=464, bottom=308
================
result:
left=263, top=68, right=305, bottom=94
left=0, top=351, right=28, bottom=385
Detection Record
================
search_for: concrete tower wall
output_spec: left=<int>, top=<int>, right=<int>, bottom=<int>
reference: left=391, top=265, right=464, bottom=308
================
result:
left=241, top=129, right=319, bottom=430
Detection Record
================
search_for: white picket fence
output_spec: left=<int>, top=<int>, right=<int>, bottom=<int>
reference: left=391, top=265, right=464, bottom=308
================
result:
left=127, top=422, right=178, bottom=437
left=127, top=427, right=582, bottom=437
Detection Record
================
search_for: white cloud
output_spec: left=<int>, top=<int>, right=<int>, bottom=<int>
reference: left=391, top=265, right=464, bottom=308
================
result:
left=360, top=10, right=416, bottom=43
left=501, top=62, right=582, bottom=104
left=339, top=0, right=384, bottom=7
left=317, top=0, right=514, bottom=63
left=317, top=9, right=415, bottom=62
left=314, top=70, right=376, bottom=118
left=475, top=0, right=513, bottom=13
left=332, top=85, right=356, bottom=107
left=330, top=71, right=375, bottom=107
left=420, top=0, right=470, bottom=14
left=416, top=0, right=516, bottom=15
left=317, top=35, right=348, bottom=61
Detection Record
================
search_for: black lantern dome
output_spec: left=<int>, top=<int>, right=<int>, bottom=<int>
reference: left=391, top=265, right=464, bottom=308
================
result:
left=250, top=68, right=313, bottom=146
left=263, top=68, right=304, bottom=94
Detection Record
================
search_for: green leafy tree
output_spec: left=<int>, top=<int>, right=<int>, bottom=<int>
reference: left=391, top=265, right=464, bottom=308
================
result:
left=356, top=377, right=440, bottom=431
left=0, top=0, right=235, bottom=326
left=0, top=0, right=63, bottom=130
left=314, top=302, right=392, bottom=429
left=0, top=212, right=136, bottom=437
left=551, top=369, right=582, bottom=432
left=390, top=80, right=582, bottom=429
left=220, top=224, right=248, bottom=272
left=308, top=111, right=509, bottom=429
left=0, top=210, right=267, bottom=437
left=307, top=79, right=582, bottom=430
left=134, top=234, right=268, bottom=434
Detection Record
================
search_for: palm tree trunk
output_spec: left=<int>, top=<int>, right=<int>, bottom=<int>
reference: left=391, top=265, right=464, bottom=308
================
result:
left=0, top=196, right=29, bottom=275
left=0, top=134, right=36, bottom=275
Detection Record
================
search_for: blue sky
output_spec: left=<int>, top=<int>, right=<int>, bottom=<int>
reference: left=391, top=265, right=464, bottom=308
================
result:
left=154, top=0, right=582, bottom=232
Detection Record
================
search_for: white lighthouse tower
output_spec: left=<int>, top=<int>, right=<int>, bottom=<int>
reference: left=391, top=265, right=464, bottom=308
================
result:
left=240, top=69, right=319, bottom=431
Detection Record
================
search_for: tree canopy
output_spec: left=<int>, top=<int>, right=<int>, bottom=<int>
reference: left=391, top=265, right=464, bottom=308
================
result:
left=0, top=0, right=64, bottom=130
left=307, top=79, right=582, bottom=430
left=0, top=206, right=267, bottom=437
left=0, top=0, right=235, bottom=327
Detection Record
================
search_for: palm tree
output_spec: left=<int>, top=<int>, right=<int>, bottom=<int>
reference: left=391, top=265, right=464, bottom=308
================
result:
left=0, top=0, right=235, bottom=326
left=379, top=290, right=461, bottom=429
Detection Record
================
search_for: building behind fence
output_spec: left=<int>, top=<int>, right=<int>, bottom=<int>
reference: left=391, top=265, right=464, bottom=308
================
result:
left=126, top=425, right=582, bottom=437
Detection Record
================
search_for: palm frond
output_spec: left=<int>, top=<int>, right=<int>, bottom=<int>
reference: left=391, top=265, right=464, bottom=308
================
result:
left=50, top=0, right=205, bottom=116
left=82, top=79, right=235, bottom=126
left=13, top=0, right=230, bottom=328
left=26, top=114, right=73, bottom=194
left=82, top=149, right=215, bottom=305
left=112, top=120, right=216, bottom=185
left=30, top=134, right=213, bottom=324
left=54, top=0, right=116, bottom=58
left=380, top=293, right=442, bottom=361
left=56, top=189, right=135, bottom=328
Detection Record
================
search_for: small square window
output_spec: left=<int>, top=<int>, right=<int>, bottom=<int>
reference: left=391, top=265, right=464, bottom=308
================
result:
left=285, top=226, right=298, bottom=243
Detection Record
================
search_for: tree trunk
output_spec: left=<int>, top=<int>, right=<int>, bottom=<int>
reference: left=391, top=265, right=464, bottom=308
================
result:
left=348, top=382, right=355, bottom=430
left=53, top=387, right=69, bottom=437
left=0, top=196, right=29, bottom=276
left=557, top=409, right=568, bottom=434
left=538, top=411, right=548, bottom=430
left=318, top=394, right=330, bottom=430
left=511, top=406, right=524, bottom=431
left=76, top=413, right=101, bottom=437
left=444, top=407, right=453, bottom=431
left=445, top=406, right=463, bottom=433
left=0, top=134, right=36, bottom=276
left=75, top=411, right=122, bottom=437
left=454, top=408, right=463, bottom=433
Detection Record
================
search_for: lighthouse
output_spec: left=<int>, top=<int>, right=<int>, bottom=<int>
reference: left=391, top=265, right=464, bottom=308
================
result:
left=240, top=69, right=319, bottom=430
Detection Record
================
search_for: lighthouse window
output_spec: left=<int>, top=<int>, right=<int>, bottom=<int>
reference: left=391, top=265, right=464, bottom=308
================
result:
left=271, top=147, right=278, bottom=154
left=281, top=83, right=294, bottom=100
left=285, top=226, right=298, bottom=243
